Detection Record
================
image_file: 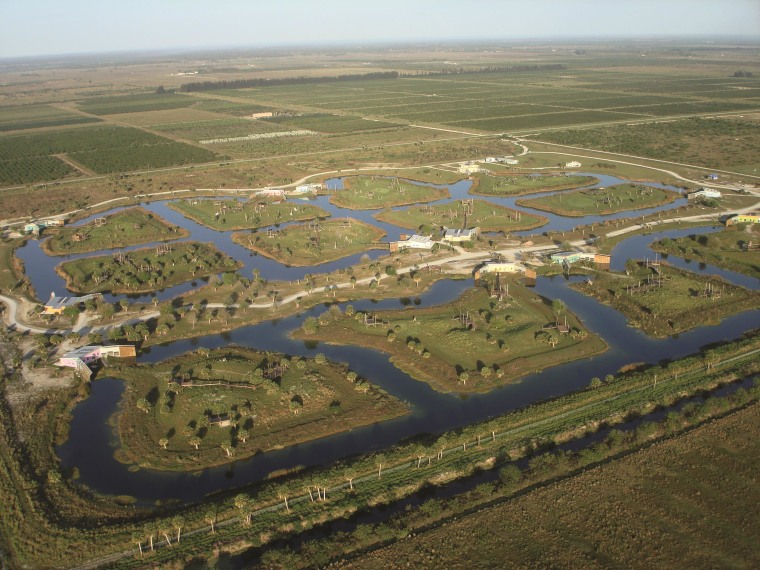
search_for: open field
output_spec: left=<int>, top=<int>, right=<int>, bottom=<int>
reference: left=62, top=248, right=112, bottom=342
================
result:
left=469, top=172, right=599, bottom=197
left=168, top=197, right=329, bottom=230
left=113, top=346, right=407, bottom=471
left=343, top=399, right=760, bottom=570
left=295, top=284, right=606, bottom=392
left=57, top=241, right=241, bottom=294
left=516, top=183, right=682, bottom=217
left=231, top=218, right=386, bottom=266
left=375, top=199, right=547, bottom=234
left=41, top=207, right=188, bottom=255
left=572, top=263, right=760, bottom=337
left=651, top=225, right=760, bottom=280
left=330, top=175, right=450, bottom=209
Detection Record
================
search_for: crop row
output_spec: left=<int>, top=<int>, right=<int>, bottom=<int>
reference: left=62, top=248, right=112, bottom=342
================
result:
left=77, top=93, right=196, bottom=115
left=151, top=118, right=281, bottom=141
left=0, top=156, right=76, bottom=186
left=452, top=110, right=642, bottom=132
left=261, top=114, right=399, bottom=133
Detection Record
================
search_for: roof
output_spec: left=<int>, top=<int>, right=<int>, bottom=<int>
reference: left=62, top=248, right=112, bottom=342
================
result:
left=407, top=234, right=432, bottom=244
left=45, top=295, right=85, bottom=310
left=551, top=251, right=580, bottom=259
left=444, top=228, right=478, bottom=238
left=61, top=346, right=101, bottom=359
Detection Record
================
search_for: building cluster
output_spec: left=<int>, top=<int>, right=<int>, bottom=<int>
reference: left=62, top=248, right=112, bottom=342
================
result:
left=43, top=292, right=103, bottom=315
left=23, top=218, right=64, bottom=236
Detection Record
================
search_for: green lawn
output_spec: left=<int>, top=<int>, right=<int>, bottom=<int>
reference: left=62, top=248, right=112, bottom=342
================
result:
left=57, top=241, right=241, bottom=294
left=375, top=199, right=546, bottom=233
left=296, top=284, right=606, bottom=392
left=516, top=184, right=681, bottom=217
left=329, top=175, right=449, bottom=209
left=651, top=225, right=760, bottom=280
left=572, top=263, right=760, bottom=337
left=470, top=173, right=599, bottom=197
left=42, top=207, right=188, bottom=255
left=113, top=346, right=407, bottom=471
left=231, top=218, right=386, bottom=266
left=168, top=198, right=329, bottom=230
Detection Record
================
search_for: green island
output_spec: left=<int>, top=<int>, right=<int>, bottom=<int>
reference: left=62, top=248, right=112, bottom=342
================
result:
left=329, top=176, right=450, bottom=209
left=651, top=225, right=760, bottom=280
left=168, top=198, right=329, bottom=230
left=469, top=173, right=599, bottom=197
left=571, top=262, right=760, bottom=337
left=41, top=207, right=188, bottom=255
left=113, top=347, right=407, bottom=471
left=231, top=218, right=386, bottom=266
left=56, top=241, right=241, bottom=294
left=516, top=184, right=681, bottom=217
left=294, top=282, right=606, bottom=393
left=375, top=199, right=547, bottom=234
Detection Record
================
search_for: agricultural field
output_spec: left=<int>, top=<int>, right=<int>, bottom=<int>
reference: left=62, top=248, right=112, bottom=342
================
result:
left=0, top=104, right=100, bottom=132
left=261, top=113, right=400, bottom=133
left=0, top=125, right=219, bottom=183
left=57, top=241, right=241, bottom=294
left=651, top=225, right=760, bottom=280
left=469, top=173, right=599, bottom=197
left=536, top=118, right=760, bottom=174
left=75, top=93, right=196, bottom=115
left=150, top=117, right=283, bottom=142
left=0, top=155, right=77, bottom=186
left=42, top=207, right=188, bottom=255
left=231, top=218, right=386, bottom=266
left=330, top=176, right=450, bottom=209
left=516, top=184, right=682, bottom=217
left=345, top=401, right=760, bottom=570
left=375, top=199, right=547, bottom=234
left=113, top=347, right=407, bottom=471
left=296, top=284, right=606, bottom=392
left=168, top=197, right=329, bottom=230
left=572, top=263, right=760, bottom=337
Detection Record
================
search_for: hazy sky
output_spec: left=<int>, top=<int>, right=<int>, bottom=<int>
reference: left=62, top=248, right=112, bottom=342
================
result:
left=2, top=0, right=759, bottom=58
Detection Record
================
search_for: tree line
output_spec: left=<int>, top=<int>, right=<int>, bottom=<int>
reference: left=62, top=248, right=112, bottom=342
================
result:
left=178, top=71, right=400, bottom=92
left=399, top=64, right=567, bottom=77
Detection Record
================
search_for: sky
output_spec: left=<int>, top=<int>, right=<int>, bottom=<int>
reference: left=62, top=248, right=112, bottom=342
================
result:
left=1, top=0, right=759, bottom=59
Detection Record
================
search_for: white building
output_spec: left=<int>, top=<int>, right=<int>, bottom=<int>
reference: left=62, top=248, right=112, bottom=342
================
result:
left=442, top=227, right=479, bottom=243
left=293, top=183, right=323, bottom=194
left=390, top=234, right=434, bottom=252
left=458, top=163, right=482, bottom=174
left=565, top=161, right=582, bottom=168
left=478, top=261, right=524, bottom=274
left=256, top=188, right=285, bottom=198
left=689, top=188, right=722, bottom=199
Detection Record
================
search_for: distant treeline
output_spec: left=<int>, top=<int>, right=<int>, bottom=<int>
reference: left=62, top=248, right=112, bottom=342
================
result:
left=179, top=71, right=400, bottom=92
left=401, top=64, right=567, bottom=77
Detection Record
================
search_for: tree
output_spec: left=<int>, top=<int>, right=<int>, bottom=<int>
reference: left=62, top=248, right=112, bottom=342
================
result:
left=131, top=532, right=144, bottom=557
left=237, top=428, right=249, bottom=443
left=189, top=436, right=202, bottom=450
left=204, top=509, right=217, bottom=534
left=63, top=305, right=80, bottom=323
left=136, top=398, right=151, bottom=414
left=345, top=468, right=358, bottom=491
left=158, top=437, right=168, bottom=449
left=158, top=523, right=173, bottom=547
left=278, top=489, right=290, bottom=513
left=375, top=453, right=386, bottom=479
left=171, top=516, right=184, bottom=543
left=144, top=525, right=155, bottom=552
left=551, top=299, right=566, bottom=314
left=459, top=371, right=469, bottom=385
left=350, top=276, right=357, bottom=289
left=346, top=371, right=358, bottom=383
left=221, top=442, right=233, bottom=457
left=234, top=494, right=252, bottom=525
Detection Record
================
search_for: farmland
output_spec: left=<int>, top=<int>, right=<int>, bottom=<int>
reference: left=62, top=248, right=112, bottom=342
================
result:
left=375, top=199, right=547, bottom=234
left=330, top=175, right=450, bottom=209
left=469, top=172, right=599, bottom=197
left=231, top=218, right=386, bottom=266
left=295, top=284, right=606, bottom=392
left=168, top=197, right=329, bottom=230
left=113, top=346, right=407, bottom=471
left=516, top=183, right=682, bottom=217
left=57, top=241, right=241, bottom=294
left=76, top=93, right=197, bottom=115
left=42, top=207, right=188, bottom=255
left=0, top=104, right=101, bottom=132
left=651, top=225, right=760, bottom=280
left=572, top=263, right=760, bottom=337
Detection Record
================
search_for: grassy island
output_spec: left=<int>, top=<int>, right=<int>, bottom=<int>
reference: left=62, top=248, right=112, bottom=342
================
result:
left=470, top=173, right=599, bottom=197
left=329, top=176, right=450, bottom=209
left=231, top=218, right=386, bottom=266
left=42, top=207, right=188, bottom=255
left=294, top=283, right=606, bottom=393
left=651, top=226, right=760, bottom=280
left=112, top=347, right=407, bottom=471
left=572, top=262, right=760, bottom=337
left=516, top=184, right=681, bottom=217
left=57, top=241, right=241, bottom=294
left=375, top=199, right=547, bottom=234
left=168, top=197, right=329, bottom=230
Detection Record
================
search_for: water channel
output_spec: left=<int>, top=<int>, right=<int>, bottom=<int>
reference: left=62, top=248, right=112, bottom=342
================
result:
left=16, top=174, right=758, bottom=503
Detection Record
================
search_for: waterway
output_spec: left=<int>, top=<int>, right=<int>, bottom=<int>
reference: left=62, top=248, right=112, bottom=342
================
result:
left=16, top=173, right=756, bottom=503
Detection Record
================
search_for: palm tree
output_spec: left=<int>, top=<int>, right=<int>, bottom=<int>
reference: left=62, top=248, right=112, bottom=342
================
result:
left=144, top=525, right=155, bottom=552
left=237, top=428, right=250, bottom=444
left=375, top=453, right=386, bottom=479
left=204, top=509, right=217, bottom=534
left=189, top=436, right=202, bottom=450
left=131, top=532, right=144, bottom=556
left=221, top=442, right=233, bottom=457
left=234, top=494, right=252, bottom=525
left=345, top=468, right=358, bottom=491
left=277, top=489, right=290, bottom=513
left=158, top=523, right=173, bottom=547
left=158, top=437, right=168, bottom=450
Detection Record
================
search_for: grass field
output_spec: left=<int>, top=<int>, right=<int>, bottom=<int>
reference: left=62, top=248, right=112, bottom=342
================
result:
left=168, top=197, right=329, bottom=230
left=516, top=183, right=682, bottom=217
left=345, top=402, right=760, bottom=570
left=330, top=176, right=450, bottom=209
left=57, top=241, right=241, bottom=294
left=651, top=225, right=760, bottom=280
left=113, top=346, right=407, bottom=471
left=572, top=263, right=760, bottom=337
left=296, top=284, right=606, bottom=392
left=469, top=173, right=599, bottom=197
left=375, top=199, right=547, bottom=234
left=231, top=218, right=386, bottom=266
left=42, top=207, right=188, bottom=255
